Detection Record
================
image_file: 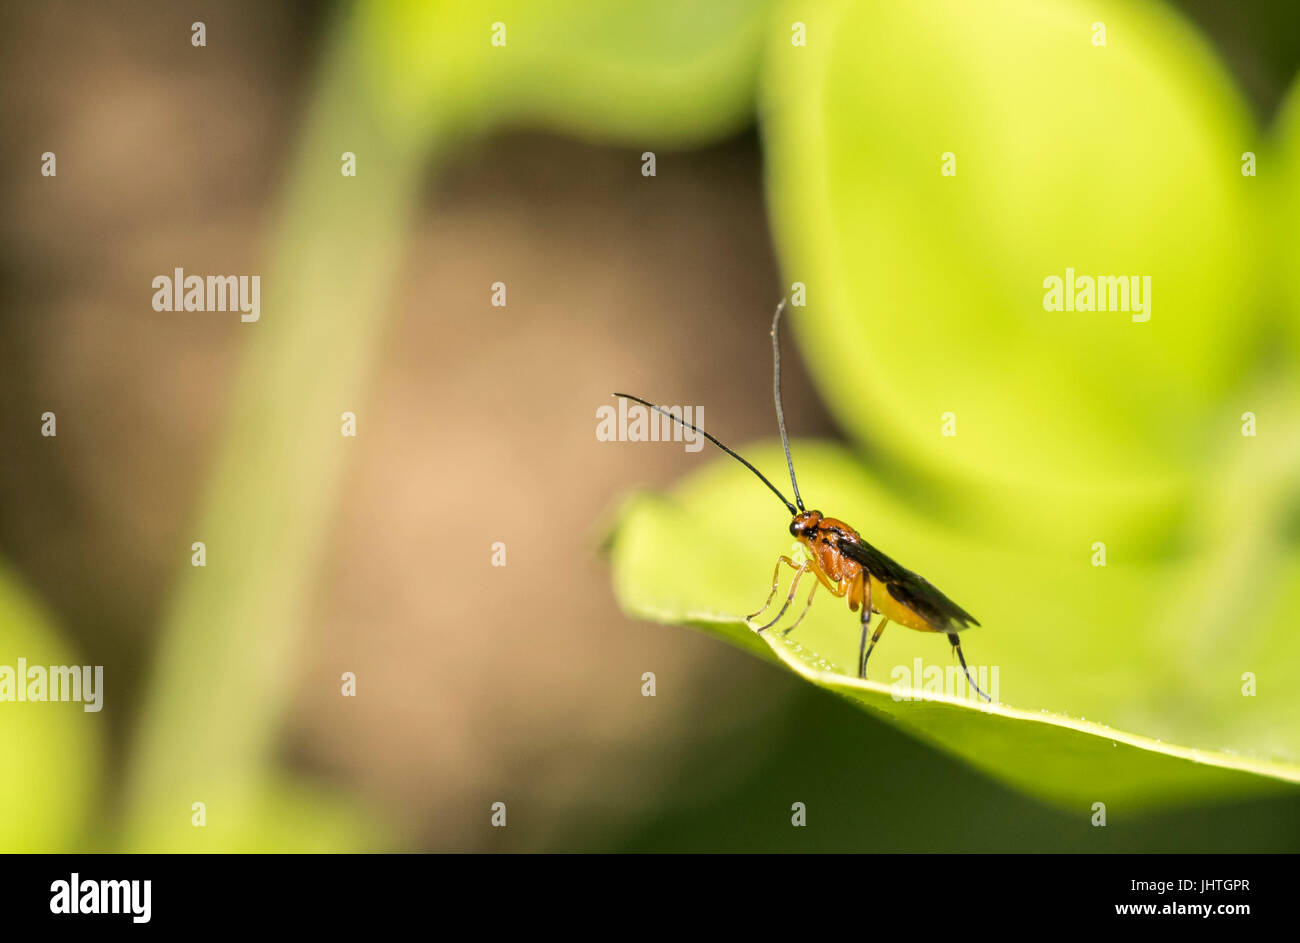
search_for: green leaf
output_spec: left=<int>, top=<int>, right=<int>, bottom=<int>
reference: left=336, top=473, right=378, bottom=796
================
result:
left=356, top=0, right=772, bottom=146
left=761, top=0, right=1261, bottom=556
left=1275, top=70, right=1300, bottom=361
left=607, top=443, right=1300, bottom=809
left=123, top=776, right=387, bottom=854
left=0, top=563, right=101, bottom=851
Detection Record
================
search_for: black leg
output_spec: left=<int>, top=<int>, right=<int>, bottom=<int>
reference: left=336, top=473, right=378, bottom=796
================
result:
left=948, top=633, right=991, bottom=702
left=860, top=617, right=888, bottom=679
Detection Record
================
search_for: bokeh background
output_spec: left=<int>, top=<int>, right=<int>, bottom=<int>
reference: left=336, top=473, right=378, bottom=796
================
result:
left=2, top=0, right=1300, bottom=851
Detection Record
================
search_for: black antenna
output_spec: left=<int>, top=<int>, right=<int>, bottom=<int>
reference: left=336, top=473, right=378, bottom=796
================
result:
left=612, top=393, right=798, bottom=516
left=770, top=300, right=805, bottom=512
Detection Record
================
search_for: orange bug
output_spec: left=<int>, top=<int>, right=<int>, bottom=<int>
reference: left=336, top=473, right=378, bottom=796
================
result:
left=615, top=301, right=991, bottom=701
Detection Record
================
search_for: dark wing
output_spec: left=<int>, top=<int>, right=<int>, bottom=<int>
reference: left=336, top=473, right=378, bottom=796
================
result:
left=835, top=534, right=980, bottom=633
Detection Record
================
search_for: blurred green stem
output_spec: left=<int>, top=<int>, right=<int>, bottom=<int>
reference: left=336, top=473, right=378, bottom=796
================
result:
left=122, top=11, right=435, bottom=845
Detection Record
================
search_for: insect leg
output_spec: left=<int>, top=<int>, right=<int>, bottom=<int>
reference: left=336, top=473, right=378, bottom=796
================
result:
left=746, top=555, right=799, bottom=624
left=779, top=579, right=819, bottom=638
left=856, top=576, right=875, bottom=678
left=948, top=633, right=992, bottom=703
left=754, top=563, right=808, bottom=633
left=857, top=609, right=870, bottom=679
left=860, top=617, right=889, bottom=679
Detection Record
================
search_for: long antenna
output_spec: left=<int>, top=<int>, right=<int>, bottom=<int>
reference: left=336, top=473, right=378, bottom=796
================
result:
left=770, top=300, right=805, bottom=512
left=611, top=393, right=798, bottom=515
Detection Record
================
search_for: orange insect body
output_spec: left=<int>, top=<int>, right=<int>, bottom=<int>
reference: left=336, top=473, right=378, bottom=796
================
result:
left=790, top=511, right=934, bottom=635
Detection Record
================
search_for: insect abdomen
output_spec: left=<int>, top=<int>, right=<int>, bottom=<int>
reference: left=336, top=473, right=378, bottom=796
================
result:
left=869, top=576, right=941, bottom=633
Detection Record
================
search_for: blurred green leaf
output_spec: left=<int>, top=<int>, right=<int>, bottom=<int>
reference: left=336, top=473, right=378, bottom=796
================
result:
left=1275, top=69, right=1300, bottom=360
left=608, top=443, right=1300, bottom=809
left=124, top=776, right=386, bottom=853
left=762, top=0, right=1262, bottom=556
left=358, top=0, right=772, bottom=146
left=0, top=563, right=100, bottom=851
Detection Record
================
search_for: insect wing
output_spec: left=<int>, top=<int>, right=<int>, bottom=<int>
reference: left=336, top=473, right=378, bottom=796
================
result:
left=834, top=535, right=980, bottom=632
